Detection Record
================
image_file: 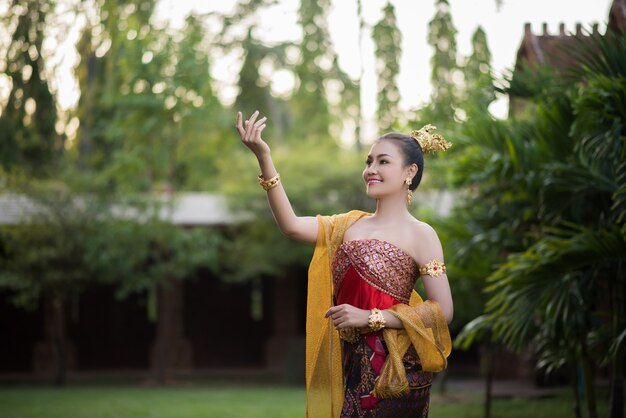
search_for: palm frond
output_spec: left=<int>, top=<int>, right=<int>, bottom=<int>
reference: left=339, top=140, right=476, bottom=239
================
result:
left=484, top=225, right=626, bottom=350
left=453, top=314, right=493, bottom=350
left=564, top=28, right=626, bottom=81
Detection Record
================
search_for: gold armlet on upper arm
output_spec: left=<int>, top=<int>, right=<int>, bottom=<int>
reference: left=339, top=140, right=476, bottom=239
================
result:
left=419, top=259, right=446, bottom=277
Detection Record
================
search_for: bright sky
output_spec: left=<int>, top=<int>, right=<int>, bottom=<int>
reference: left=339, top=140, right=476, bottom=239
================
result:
left=1, top=0, right=614, bottom=128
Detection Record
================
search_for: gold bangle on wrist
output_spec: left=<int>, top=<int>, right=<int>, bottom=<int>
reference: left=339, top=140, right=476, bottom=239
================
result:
left=258, top=172, right=281, bottom=191
left=368, top=308, right=386, bottom=332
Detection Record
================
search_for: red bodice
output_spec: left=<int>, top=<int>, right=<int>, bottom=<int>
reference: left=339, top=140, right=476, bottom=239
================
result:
left=332, top=238, right=418, bottom=307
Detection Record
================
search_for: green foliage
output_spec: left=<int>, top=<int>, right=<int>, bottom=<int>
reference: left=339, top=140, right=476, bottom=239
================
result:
left=420, top=0, right=461, bottom=126
left=486, top=225, right=626, bottom=350
left=86, top=214, right=222, bottom=299
left=73, top=1, right=231, bottom=192
left=291, top=0, right=334, bottom=140
left=462, top=27, right=496, bottom=119
left=0, top=179, right=100, bottom=308
left=283, top=0, right=359, bottom=144
left=0, top=0, right=59, bottom=175
left=372, top=2, right=402, bottom=132
left=0, top=178, right=222, bottom=307
left=448, top=29, right=626, bottom=401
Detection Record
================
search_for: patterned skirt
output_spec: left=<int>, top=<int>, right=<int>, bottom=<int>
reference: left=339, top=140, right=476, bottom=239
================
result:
left=340, top=333, right=433, bottom=418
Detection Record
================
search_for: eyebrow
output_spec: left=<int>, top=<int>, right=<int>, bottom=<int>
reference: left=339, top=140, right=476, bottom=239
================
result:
left=367, top=153, right=394, bottom=159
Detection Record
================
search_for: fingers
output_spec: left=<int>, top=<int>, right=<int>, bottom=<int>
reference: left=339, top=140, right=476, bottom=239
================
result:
left=237, top=111, right=268, bottom=145
left=254, top=116, right=267, bottom=128
left=326, top=305, right=349, bottom=328
left=253, top=118, right=266, bottom=139
left=244, top=111, right=260, bottom=141
left=235, top=112, right=245, bottom=137
left=325, top=304, right=343, bottom=317
left=256, top=123, right=267, bottom=140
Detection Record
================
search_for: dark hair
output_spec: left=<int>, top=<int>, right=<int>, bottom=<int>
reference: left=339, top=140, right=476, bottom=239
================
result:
left=378, top=132, right=424, bottom=191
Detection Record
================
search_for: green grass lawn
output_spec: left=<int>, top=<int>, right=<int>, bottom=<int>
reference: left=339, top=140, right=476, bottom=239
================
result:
left=0, top=383, right=607, bottom=418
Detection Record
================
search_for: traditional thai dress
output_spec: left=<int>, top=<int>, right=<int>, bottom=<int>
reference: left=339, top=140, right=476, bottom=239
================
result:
left=332, top=239, right=432, bottom=417
left=306, top=210, right=451, bottom=418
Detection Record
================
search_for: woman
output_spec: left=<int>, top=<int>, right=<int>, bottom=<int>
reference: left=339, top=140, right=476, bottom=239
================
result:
left=235, top=110, right=453, bottom=418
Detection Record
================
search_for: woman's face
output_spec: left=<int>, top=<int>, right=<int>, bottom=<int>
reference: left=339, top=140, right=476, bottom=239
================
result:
left=362, top=140, right=414, bottom=200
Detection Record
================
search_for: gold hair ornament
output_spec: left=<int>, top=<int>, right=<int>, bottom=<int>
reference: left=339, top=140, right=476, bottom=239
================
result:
left=409, top=125, right=452, bottom=153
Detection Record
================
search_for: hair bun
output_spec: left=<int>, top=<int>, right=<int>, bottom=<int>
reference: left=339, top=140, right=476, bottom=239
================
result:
left=409, top=125, right=452, bottom=153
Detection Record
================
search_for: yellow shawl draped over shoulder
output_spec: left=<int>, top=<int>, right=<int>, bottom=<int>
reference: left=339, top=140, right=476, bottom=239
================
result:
left=306, top=210, right=452, bottom=418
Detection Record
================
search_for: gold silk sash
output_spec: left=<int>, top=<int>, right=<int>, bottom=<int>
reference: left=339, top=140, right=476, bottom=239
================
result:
left=305, top=210, right=452, bottom=417
left=306, top=210, right=370, bottom=418
left=373, top=296, right=452, bottom=398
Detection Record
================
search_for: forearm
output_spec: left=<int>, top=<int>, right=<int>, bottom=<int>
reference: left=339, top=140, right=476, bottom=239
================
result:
left=381, top=300, right=453, bottom=330
left=381, top=310, right=403, bottom=329
left=257, top=153, right=314, bottom=242
left=235, top=111, right=318, bottom=243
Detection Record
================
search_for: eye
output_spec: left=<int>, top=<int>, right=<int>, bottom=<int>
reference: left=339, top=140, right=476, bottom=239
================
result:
left=380, top=160, right=388, bottom=164
left=365, top=159, right=372, bottom=166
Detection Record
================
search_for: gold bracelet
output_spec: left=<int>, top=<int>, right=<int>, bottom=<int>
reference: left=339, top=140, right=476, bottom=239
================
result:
left=339, top=327, right=361, bottom=343
left=368, top=308, right=386, bottom=332
left=258, top=173, right=280, bottom=191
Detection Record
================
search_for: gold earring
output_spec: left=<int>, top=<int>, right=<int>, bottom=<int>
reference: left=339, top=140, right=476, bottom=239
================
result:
left=405, top=177, right=413, bottom=205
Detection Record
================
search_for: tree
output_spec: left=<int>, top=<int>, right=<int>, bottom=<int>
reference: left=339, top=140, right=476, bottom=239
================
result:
left=0, top=178, right=221, bottom=385
left=73, top=0, right=168, bottom=190
left=73, top=0, right=233, bottom=192
left=290, top=0, right=334, bottom=141
left=462, top=27, right=495, bottom=119
left=420, top=0, right=461, bottom=127
left=450, top=30, right=626, bottom=418
left=0, top=0, right=59, bottom=175
left=0, top=179, right=108, bottom=386
left=372, top=2, right=402, bottom=132
left=162, top=14, right=233, bottom=191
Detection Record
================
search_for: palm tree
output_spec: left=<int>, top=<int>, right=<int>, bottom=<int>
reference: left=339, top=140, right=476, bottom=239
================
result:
left=447, top=29, right=626, bottom=418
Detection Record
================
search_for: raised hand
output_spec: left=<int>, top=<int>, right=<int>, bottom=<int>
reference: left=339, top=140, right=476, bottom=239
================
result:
left=236, top=110, right=270, bottom=158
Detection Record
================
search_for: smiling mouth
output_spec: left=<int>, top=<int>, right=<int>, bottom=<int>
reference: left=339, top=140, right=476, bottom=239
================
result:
left=367, top=179, right=382, bottom=185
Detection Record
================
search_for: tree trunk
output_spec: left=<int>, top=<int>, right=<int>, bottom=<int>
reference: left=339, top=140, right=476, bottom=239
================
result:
left=481, top=343, right=495, bottom=418
left=580, top=342, right=597, bottom=418
left=51, top=293, right=66, bottom=387
left=608, top=348, right=625, bottom=418
left=571, top=362, right=582, bottom=418
left=153, top=283, right=170, bottom=385
left=150, top=280, right=192, bottom=384
left=437, top=368, right=448, bottom=395
left=609, top=264, right=625, bottom=418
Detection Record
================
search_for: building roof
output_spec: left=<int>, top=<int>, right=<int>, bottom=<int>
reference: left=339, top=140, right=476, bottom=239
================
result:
left=609, top=0, right=626, bottom=33
left=515, top=23, right=601, bottom=74
left=0, top=192, right=239, bottom=226
left=515, top=0, right=625, bottom=74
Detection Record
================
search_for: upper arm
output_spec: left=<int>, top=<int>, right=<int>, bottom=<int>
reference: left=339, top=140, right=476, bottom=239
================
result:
left=283, top=216, right=319, bottom=244
left=413, top=224, right=454, bottom=323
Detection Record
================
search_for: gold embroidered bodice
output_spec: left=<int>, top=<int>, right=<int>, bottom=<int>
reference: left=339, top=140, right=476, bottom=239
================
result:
left=331, top=239, right=419, bottom=304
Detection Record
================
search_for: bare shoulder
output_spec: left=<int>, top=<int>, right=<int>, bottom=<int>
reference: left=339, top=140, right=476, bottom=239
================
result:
left=407, top=218, right=440, bottom=242
left=406, top=218, right=444, bottom=262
